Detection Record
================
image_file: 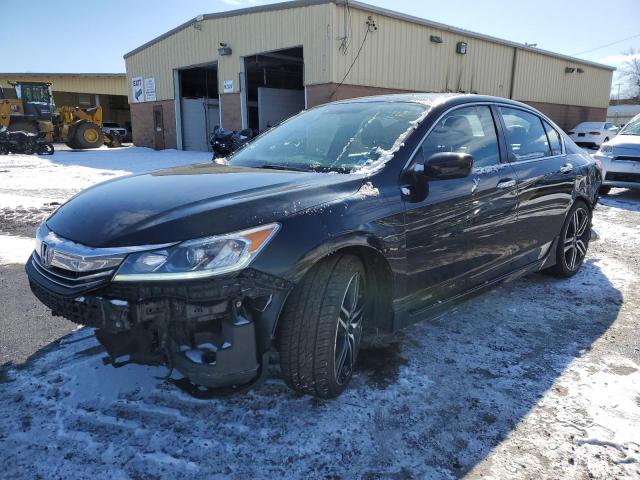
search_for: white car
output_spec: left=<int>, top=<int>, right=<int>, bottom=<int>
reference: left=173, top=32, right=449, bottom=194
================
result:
left=568, top=121, right=619, bottom=148
left=592, top=113, right=640, bottom=194
left=101, top=122, right=127, bottom=138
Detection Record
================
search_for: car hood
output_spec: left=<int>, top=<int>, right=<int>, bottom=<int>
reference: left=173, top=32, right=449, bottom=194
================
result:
left=46, top=163, right=365, bottom=248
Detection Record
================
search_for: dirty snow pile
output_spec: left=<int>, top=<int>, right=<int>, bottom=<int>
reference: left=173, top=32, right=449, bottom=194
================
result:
left=0, top=145, right=210, bottom=265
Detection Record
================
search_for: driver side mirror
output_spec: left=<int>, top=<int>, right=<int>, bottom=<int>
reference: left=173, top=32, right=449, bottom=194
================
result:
left=415, top=152, right=474, bottom=180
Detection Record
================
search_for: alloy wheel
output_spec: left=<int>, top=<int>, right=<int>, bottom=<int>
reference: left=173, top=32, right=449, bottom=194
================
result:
left=334, top=272, right=365, bottom=385
left=563, top=207, right=590, bottom=271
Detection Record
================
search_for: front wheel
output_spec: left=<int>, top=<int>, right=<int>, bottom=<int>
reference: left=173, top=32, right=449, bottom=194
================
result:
left=548, top=200, right=592, bottom=278
left=278, top=255, right=368, bottom=398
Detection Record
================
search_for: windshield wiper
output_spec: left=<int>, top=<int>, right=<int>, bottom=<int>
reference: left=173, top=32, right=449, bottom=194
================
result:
left=309, top=165, right=352, bottom=174
left=258, top=164, right=310, bottom=172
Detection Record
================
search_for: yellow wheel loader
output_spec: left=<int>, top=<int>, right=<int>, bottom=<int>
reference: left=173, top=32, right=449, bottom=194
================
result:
left=0, top=81, right=120, bottom=149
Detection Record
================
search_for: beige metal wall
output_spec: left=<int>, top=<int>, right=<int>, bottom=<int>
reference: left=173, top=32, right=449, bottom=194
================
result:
left=124, top=1, right=613, bottom=108
left=331, top=5, right=514, bottom=98
left=512, top=50, right=612, bottom=108
left=331, top=4, right=612, bottom=108
left=124, top=3, right=333, bottom=102
left=0, top=75, right=127, bottom=96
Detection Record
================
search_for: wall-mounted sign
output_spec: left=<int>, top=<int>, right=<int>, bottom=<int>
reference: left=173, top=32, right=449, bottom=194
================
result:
left=144, top=77, right=156, bottom=102
left=131, top=76, right=144, bottom=103
left=223, top=79, right=234, bottom=93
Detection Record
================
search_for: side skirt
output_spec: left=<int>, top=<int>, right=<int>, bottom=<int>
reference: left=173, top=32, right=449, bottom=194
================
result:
left=396, top=257, right=547, bottom=330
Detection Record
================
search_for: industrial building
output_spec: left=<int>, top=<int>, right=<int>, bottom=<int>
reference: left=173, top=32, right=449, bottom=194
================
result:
left=0, top=73, right=130, bottom=128
left=124, top=0, right=615, bottom=151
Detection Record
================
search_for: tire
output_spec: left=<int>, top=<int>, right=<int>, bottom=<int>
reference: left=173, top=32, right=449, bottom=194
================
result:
left=37, top=143, right=55, bottom=155
left=71, top=122, right=104, bottom=149
left=278, top=255, right=368, bottom=398
left=548, top=200, right=592, bottom=278
left=599, top=186, right=611, bottom=195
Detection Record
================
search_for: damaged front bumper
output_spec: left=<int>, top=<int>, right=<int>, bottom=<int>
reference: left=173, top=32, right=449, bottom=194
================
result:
left=27, top=255, right=292, bottom=389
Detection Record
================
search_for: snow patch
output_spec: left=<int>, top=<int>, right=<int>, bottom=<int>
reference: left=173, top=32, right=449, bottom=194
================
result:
left=352, top=107, right=432, bottom=176
left=356, top=181, right=380, bottom=198
left=0, top=235, right=34, bottom=265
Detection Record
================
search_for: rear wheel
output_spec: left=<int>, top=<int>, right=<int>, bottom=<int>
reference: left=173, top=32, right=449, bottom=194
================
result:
left=548, top=200, right=591, bottom=278
left=278, top=255, right=368, bottom=398
left=37, top=143, right=55, bottom=155
left=69, top=122, right=103, bottom=149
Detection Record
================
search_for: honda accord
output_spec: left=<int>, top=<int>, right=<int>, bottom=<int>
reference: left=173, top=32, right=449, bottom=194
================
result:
left=26, top=94, right=601, bottom=398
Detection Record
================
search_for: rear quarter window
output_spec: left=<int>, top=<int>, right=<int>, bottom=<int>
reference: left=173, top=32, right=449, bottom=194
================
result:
left=543, top=121, right=562, bottom=156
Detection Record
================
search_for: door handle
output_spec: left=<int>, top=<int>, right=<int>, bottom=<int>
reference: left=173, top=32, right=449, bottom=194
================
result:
left=560, top=163, right=573, bottom=174
left=496, top=179, right=517, bottom=189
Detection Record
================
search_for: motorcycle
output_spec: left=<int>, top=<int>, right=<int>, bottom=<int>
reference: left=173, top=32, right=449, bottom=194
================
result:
left=210, top=126, right=255, bottom=160
left=0, top=127, right=54, bottom=155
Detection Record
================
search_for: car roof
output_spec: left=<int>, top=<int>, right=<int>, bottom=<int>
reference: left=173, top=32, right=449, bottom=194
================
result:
left=332, top=93, right=538, bottom=111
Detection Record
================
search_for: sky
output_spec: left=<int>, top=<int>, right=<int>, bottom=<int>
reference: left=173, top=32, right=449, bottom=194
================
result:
left=2, top=0, right=639, bottom=95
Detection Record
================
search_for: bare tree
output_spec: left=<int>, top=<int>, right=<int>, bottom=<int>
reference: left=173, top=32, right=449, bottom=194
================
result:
left=619, top=48, right=640, bottom=100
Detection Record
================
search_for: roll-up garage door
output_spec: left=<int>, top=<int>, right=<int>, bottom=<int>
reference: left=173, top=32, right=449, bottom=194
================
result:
left=181, top=98, right=219, bottom=151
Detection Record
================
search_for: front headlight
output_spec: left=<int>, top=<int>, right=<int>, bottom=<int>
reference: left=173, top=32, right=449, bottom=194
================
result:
left=112, top=223, right=280, bottom=281
left=597, top=144, right=614, bottom=157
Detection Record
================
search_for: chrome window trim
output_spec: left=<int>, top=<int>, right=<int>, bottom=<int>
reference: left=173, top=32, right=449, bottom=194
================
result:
left=507, top=153, right=566, bottom=166
left=496, top=104, right=566, bottom=159
left=402, top=101, right=568, bottom=174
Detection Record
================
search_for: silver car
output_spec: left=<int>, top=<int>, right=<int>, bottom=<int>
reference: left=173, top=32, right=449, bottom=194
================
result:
left=593, top=113, right=640, bottom=194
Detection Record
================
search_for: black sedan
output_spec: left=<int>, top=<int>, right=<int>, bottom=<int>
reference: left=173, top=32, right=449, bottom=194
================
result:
left=26, top=94, right=601, bottom=398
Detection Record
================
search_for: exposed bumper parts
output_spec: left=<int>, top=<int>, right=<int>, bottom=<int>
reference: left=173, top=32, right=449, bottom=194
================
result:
left=27, top=259, right=292, bottom=389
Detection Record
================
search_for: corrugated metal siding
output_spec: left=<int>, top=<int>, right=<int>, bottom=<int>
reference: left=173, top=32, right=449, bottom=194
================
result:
left=0, top=75, right=126, bottom=96
left=332, top=5, right=514, bottom=97
left=512, top=50, right=613, bottom=108
left=124, top=1, right=612, bottom=108
left=124, top=3, right=333, bottom=102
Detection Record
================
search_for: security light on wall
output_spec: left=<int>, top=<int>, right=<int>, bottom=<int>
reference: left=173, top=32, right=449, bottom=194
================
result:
left=430, top=35, right=443, bottom=44
left=456, top=42, right=468, bottom=55
left=565, top=67, right=576, bottom=73
left=577, top=68, right=584, bottom=74
left=218, top=43, right=232, bottom=56
left=194, top=14, right=204, bottom=30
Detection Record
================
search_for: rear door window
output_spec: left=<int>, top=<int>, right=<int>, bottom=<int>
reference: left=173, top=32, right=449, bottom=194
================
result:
left=421, top=105, right=500, bottom=168
left=499, top=107, right=551, bottom=161
left=543, top=121, right=562, bottom=156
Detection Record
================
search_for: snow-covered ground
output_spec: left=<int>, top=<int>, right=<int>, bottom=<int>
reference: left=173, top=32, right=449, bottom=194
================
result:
left=0, top=146, right=639, bottom=479
left=0, top=145, right=210, bottom=264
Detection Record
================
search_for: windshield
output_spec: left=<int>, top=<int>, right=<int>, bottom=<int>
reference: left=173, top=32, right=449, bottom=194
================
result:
left=619, top=115, right=640, bottom=136
left=20, top=84, right=52, bottom=104
left=229, top=102, right=427, bottom=173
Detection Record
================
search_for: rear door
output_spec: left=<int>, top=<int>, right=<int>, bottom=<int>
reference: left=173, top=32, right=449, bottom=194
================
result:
left=402, top=104, right=519, bottom=314
left=497, top=106, right=575, bottom=267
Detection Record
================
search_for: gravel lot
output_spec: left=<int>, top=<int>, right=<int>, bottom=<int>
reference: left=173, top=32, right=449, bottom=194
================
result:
left=0, top=146, right=638, bottom=479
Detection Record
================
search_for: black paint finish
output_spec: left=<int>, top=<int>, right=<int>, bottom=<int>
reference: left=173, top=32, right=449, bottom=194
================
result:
left=27, top=94, right=601, bottom=385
